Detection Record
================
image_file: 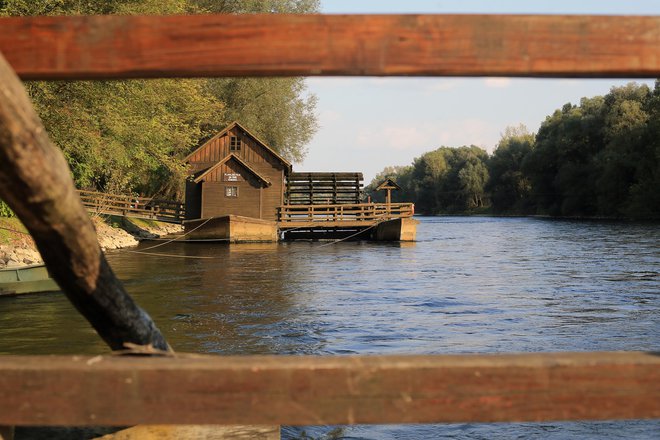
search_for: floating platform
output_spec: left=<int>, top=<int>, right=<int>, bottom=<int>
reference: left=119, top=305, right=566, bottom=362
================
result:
left=183, top=215, right=278, bottom=243
left=280, top=217, right=418, bottom=241
left=183, top=204, right=418, bottom=243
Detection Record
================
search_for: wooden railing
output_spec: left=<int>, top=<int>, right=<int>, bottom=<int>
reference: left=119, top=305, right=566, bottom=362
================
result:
left=0, top=11, right=658, bottom=434
left=77, top=190, right=185, bottom=224
left=278, top=202, right=414, bottom=226
left=0, top=352, right=658, bottom=426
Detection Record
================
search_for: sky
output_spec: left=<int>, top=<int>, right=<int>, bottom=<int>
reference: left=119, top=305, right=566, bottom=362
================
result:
left=293, top=1, right=660, bottom=183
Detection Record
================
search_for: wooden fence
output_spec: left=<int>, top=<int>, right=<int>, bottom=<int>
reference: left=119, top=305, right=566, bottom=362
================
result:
left=285, top=172, right=363, bottom=205
left=0, top=11, right=658, bottom=432
left=278, top=202, right=414, bottom=227
left=77, top=190, right=185, bottom=224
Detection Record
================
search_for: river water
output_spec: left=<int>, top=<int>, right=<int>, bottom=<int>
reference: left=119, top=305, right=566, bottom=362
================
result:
left=0, top=217, right=658, bottom=438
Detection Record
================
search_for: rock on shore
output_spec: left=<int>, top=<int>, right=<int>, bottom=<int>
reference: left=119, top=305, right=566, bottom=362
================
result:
left=0, top=216, right=182, bottom=269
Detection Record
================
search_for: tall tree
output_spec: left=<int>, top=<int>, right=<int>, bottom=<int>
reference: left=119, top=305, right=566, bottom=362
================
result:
left=205, top=78, right=317, bottom=162
left=488, top=125, right=535, bottom=213
left=411, top=146, right=489, bottom=214
left=2, top=0, right=319, bottom=198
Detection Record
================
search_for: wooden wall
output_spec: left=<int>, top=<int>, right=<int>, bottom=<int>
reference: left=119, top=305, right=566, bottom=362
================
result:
left=201, top=182, right=261, bottom=219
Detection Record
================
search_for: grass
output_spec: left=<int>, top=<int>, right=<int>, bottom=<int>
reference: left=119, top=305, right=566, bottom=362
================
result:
left=127, top=217, right=161, bottom=229
left=0, top=217, right=31, bottom=246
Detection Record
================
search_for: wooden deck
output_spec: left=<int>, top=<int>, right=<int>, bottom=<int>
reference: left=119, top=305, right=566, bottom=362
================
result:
left=277, top=202, right=414, bottom=229
left=78, top=190, right=185, bottom=224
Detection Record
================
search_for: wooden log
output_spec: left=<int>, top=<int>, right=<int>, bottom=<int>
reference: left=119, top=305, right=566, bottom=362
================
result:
left=1, top=14, right=659, bottom=79
left=0, top=53, right=169, bottom=352
left=0, top=352, right=658, bottom=426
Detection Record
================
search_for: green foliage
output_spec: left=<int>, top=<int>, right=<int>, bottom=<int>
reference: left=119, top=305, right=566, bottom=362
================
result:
left=4, top=0, right=318, bottom=199
left=205, top=78, right=318, bottom=162
left=374, top=82, right=659, bottom=219
left=25, top=79, right=221, bottom=199
left=487, top=125, right=535, bottom=214
left=410, top=145, right=489, bottom=214
left=0, top=200, right=15, bottom=218
left=369, top=146, right=491, bottom=215
left=191, top=0, right=320, bottom=14
left=523, top=82, right=657, bottom=218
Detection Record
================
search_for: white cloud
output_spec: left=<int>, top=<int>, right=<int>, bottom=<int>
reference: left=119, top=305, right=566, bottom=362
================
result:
left=353, top=119, right=499, bottom=153
left=318, top=109, right=343, bottom=125
left=484, top=77, right=512, bottom=88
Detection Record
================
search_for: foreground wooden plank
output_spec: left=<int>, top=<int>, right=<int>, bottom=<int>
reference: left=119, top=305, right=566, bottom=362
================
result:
left=0, top=352, right=658, bottom=426
left=1, top=14, right=659, bottom=79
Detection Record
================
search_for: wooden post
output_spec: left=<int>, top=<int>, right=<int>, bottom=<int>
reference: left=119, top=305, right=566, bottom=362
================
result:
left=0, top=53, right=169, bottom=352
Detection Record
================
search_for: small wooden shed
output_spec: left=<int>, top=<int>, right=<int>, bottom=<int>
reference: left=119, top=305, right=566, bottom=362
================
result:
left=375, top=178, right=402, bottom=205
left=184, top=121, right=291, bottom=221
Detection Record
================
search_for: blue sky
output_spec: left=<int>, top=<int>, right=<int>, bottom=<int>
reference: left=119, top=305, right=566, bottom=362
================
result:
left=294, top=1, right=660, bottom=183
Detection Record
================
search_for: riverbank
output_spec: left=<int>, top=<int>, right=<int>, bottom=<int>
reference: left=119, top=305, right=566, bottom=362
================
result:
left=0, top=215, right=181, bottom=269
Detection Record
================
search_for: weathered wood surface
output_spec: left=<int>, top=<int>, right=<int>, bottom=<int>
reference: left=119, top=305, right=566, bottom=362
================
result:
left=94, top=425, right=280, bottom=440
left=0, top=352, right=658, bottom=426
left=0, top=53, right=169, bottom=352
left=1, top=14, right=659, bottom=79
left=278, top=202, right=414, bottom=228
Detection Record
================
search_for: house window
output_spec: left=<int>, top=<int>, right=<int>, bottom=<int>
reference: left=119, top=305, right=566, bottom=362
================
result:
left=229, top=136, right=241, bottom=151
left=225, top=186, right=238, bottom=197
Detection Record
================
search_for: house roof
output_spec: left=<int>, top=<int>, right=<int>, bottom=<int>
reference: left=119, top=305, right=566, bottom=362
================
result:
left=193, top=153, right=272, bottom=187
left=375, top=178, right=402, bottom=191
left=184, top=121, right=292, bottom=171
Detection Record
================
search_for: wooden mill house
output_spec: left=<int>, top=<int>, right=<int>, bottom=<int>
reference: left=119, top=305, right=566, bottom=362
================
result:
left=184, top=121, right=290, bottom=222
left=183, top=121, right=416, bottom=242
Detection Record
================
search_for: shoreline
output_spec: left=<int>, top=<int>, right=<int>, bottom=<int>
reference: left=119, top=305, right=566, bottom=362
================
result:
left=0, top=215, right=182, bottom=270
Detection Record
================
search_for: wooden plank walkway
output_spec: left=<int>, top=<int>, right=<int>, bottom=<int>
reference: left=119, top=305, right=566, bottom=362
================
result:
left=0, top=352, right=657, bottom=426
left=1, top=14, right=659, bottom=79
left=277, top=202, right=414, bottom=229
left=77, top=190, right=185, bottom=224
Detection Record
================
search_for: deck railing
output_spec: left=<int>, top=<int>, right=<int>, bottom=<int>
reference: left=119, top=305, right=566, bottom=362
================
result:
left=278, top=202, right=414, bottom=226
left=77, top=189, right=185, bottom=224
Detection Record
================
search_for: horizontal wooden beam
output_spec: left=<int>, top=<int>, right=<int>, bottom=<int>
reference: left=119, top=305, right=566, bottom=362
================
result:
left=1, top=14, right=659, bottom=79
left=0, top=352, right=658, bottom=426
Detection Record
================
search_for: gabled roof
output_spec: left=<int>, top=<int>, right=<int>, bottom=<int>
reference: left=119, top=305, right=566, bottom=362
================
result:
left=184, top=121, right=292, bottom=170
left=375, top=178, right=402, bottom=191
left=193, top=153, right=272, bottom=187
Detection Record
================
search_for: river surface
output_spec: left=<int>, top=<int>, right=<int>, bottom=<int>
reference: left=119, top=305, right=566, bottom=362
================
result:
left=1, top=217, right=658, bottom=438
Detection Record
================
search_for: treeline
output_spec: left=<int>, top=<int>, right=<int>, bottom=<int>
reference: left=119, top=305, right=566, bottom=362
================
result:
left=0, top=0, right=319, bottom=200
left=367, top=81, right=660, bottom=219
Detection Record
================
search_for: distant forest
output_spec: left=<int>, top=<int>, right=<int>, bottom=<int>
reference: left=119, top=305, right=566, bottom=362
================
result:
left=366, top=81, right=660, bottom=220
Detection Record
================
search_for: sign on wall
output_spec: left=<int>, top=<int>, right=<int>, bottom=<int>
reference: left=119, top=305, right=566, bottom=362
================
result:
left=224, top=173, right=241, bottom=182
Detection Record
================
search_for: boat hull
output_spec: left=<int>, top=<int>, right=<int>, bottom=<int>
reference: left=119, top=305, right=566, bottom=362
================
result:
left=0, top=264, right=59, bottom=296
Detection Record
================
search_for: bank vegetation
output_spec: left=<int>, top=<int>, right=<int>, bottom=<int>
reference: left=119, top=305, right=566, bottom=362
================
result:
left=367, top=81, right=660, bottom=220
